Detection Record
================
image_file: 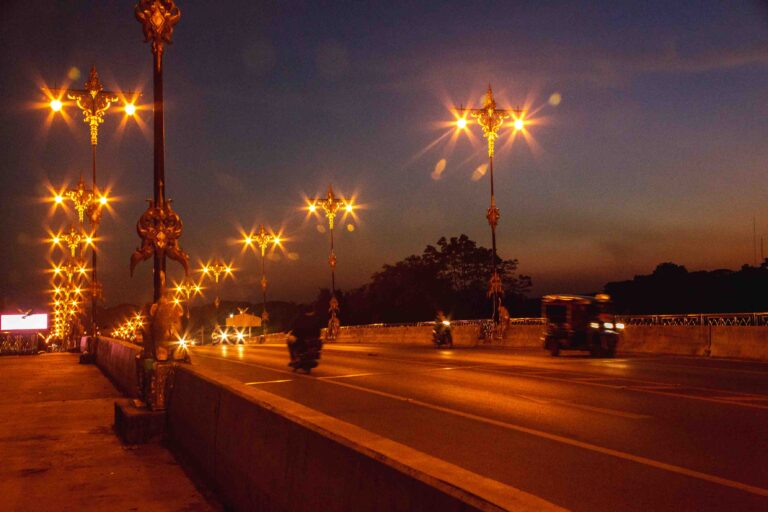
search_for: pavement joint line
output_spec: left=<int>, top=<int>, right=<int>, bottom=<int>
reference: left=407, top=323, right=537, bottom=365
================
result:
left=628, top=360, right=768, bottom=376
left=451, top=364, right=768, bottom=410
left=547, top=399, right=651, bottom=419
left=194, top=352, right=768, bottom=498
left=244, top=379, right=294, bottom=386
left=708, top=395, right=768, bottom=402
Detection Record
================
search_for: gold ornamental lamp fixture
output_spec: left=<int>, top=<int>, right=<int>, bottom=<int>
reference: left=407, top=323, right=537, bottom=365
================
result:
left=52, top=225, right=93, bottom=258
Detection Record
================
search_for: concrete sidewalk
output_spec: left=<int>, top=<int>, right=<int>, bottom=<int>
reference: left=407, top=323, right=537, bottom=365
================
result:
left=0, top=353, right=219, bottom=512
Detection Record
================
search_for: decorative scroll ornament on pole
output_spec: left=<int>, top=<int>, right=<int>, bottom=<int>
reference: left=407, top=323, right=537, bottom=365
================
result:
left=135, top=0, right=181, bottom=69
left=66, top=176, right=95, bottom=224
left=67, top=66, right=118, bottom=146
left=130, top=196, right=189, bottom=281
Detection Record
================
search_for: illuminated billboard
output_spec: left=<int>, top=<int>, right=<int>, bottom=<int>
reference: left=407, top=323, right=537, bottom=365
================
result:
left=1, top=314, right=48, bottom=331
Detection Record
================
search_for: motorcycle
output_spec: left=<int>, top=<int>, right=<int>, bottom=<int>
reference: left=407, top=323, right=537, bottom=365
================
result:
left=432, top=320, right=453, bottom=348
left=288, top=337, right=323, bottom=373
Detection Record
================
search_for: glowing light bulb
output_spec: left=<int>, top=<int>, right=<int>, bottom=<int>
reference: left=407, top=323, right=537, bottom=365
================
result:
left=456, top=117, right=467, bottom=129
left=99, top=196, right=108, bottom=205
left=54, top=195, right=63, bottom=204
left=345, top=204, right=353, bottom=213
left=124, top=103, right=136, bottom=116
left=50, top=99, right=63, bottom=112
left=513, top=118, right=524, bottom=131
left=308, top=204, right=317, bottom=213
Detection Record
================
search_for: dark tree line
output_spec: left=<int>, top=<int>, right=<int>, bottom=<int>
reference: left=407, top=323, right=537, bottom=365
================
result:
left=605, top=261, right=768, bottom=314
left=102, top=234, right=533, bottom=332
left=319, top=235, right=531, bottom=325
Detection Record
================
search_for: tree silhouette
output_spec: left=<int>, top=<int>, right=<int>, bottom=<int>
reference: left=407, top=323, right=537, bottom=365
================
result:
left=326, top=234, right=530, bottom=324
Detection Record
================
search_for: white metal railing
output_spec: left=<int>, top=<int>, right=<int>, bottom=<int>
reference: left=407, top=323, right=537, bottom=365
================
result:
left=340, top=312, right=768, bottom=330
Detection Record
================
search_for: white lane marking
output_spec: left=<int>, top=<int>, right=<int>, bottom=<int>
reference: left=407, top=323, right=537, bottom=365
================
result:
left=192, top=353, right=768, bottom=497
left=244, top=379, right=293, bottom=386
left=319, top=372, right=384, bottom=380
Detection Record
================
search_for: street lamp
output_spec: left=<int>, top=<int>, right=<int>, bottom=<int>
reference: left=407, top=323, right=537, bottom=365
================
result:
left=52, top=225, right=93, bottom=259
left=132, top=0, right=189, bottom=307
left=47, top=64, right=136, bottom=336
left=241, top=225, right=280, bottom=338
left=307, top=185, right=354, bottom=339
left=173, top=278, right=202, bottom=319
left=455, top=84, right=525, bottom=325
left=200, top=258, right=233, bottom=310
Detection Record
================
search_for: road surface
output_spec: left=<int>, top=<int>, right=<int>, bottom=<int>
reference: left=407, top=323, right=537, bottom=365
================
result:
left=190, top=343, right=768, bottom=511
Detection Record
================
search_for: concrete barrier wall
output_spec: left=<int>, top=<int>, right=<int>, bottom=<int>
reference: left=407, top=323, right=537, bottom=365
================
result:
left=710, top=326, right=768, bottom=360
left=94, top=337, right=141, bottom=398
left=619, top=325, right=711, bottom=356
left=335, top=323, right=768, bottom=361
left=167, top=365, right=562, bottom=512
left=336, top=324, right=542, bottom=348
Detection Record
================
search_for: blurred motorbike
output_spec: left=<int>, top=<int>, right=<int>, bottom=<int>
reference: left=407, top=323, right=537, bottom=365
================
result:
left=432, top=319, right=453, bottom=348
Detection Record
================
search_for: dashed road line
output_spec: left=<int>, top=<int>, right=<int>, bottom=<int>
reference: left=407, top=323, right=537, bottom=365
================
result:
left=244, top=379, right=293, bottom=386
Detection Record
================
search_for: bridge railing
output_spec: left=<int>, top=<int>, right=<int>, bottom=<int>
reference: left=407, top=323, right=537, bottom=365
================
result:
left=615, top=312, right=768, bottom=326
left=0, top=333, right=43, bottom=355
left=342, top=317, right=546, bottom=329
left=341, top=312, right=768, bottom=330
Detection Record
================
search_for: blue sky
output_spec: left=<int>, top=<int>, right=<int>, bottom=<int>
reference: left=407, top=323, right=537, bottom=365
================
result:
left=2, top=1, right=768, bottom=309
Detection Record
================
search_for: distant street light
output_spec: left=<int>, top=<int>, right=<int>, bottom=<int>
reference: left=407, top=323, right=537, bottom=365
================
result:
left=456, top=84, right=526, bottom=325
left=241, top=224, right=281, bottom=339
left=201, top=258, right=233, bottom=311
left=307, top=185, right=355, bottom=339
left=173, top=279, right=202, bottom=319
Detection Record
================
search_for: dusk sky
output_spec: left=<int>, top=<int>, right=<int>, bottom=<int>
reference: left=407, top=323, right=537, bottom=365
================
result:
left=2, top=1, right=768, bottom=310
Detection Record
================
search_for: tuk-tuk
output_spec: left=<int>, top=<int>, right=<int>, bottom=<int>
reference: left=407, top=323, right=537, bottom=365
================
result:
left=541, top=294, right=623, bottom=357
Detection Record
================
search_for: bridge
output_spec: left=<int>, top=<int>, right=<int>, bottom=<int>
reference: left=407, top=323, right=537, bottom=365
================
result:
left=4, top=319, right=764, bottom=511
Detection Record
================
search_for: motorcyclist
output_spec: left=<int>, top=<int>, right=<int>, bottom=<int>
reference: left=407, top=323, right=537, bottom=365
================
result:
left=287, top=305, right=323, bottom=368
left=433, top=310, right=453, bottom=347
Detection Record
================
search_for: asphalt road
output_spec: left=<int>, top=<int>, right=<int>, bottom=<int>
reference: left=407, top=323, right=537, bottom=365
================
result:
left=190, top=343, right=768, bottom=511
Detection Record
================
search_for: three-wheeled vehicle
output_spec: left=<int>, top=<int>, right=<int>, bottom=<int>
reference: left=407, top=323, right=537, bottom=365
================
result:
left=541, top=294, right=623, bottom=357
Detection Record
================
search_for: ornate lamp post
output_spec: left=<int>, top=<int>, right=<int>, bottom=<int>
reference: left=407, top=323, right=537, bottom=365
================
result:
left=131, top=0, right=188, bottom=304
left=307, top=185, right=354, bottom=339
left=173, top=278, right=202, bottom=319
left=201, top=259, right=233, bottom=310
left=242, top=225, right=281, bottom=338
left=456, top=85, right=525, bottom=325
left=130, top=0, right=188, bottom=411
left=47, top=65, right=136, bottom=336
left=50, top=225, right=92, bottom=347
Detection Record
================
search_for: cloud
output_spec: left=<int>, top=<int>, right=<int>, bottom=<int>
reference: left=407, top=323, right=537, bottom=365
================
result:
left=364, top=41, right=768, bottom=94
